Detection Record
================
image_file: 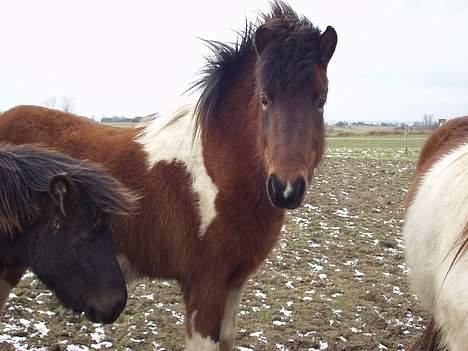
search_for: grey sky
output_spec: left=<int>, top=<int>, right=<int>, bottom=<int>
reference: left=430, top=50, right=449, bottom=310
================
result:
left=1, top=0, right=467, bottom=122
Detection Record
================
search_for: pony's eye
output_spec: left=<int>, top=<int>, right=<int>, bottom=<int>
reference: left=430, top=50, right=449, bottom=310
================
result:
left=92, top=217, right=103, bottom=230
left=260, top=93, right=271, bottom=110
left=92, top=215, right=109, bottom=231
left=92, top=219, right=100, bottom=228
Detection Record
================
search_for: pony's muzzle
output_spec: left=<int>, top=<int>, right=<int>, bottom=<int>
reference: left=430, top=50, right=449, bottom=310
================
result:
left=266, top=174, right=306, bottom=209
left=85, top=289, right=127, bottom=324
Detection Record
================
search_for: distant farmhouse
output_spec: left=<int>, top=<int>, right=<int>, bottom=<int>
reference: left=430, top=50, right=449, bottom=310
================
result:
left=438, top=118, right=447, bottom=126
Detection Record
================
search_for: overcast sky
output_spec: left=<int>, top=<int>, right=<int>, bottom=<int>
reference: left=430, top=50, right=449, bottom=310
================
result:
left=1, top=0, right=467, bottom=122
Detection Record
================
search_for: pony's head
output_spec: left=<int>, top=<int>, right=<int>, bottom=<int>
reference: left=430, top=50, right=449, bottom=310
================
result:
left=28, top=172, right=132, bottom=324
left=0, top=144, right=138, bottom=324
left=192, top=2, right=337, bottom=210
left=254, top=4, right=337, bottom=209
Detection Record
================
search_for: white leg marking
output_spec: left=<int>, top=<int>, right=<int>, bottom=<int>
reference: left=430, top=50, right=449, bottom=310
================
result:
left=186, top=310, right=219, bottom=351
left=283, top=181, right=293, bottom=199
left=137, top=106, right=219, bottom=237
left=403, top=143, right=468, bottom=350
left=220, top=287, right=244, bottom=350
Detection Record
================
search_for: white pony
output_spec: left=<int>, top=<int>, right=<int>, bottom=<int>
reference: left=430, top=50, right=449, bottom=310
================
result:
left=403, top=116, right=468, bottom=351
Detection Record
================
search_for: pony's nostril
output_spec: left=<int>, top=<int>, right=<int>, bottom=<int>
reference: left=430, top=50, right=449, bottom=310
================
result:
left=293, top=176, right=306, bottom=198
left=267, top=174, right=280, bottom=198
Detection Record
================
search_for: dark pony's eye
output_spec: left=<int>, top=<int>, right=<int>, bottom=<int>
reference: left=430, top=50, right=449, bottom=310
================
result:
left=92, top=218, right=101, bottom=229
left=92, top=214, right=110, bottom=231
left=260, top=92, right=271, bottom=110
left=318, top=97, right=327, bottom=110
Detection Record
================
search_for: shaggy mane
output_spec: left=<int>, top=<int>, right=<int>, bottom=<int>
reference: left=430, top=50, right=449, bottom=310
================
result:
left=190, top=0, right=322, bottom=138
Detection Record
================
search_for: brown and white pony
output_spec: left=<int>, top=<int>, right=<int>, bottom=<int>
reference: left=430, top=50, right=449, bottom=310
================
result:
left=403, top=117, right=468, bottom=351
left=0, top=143, right=136, bottom=324
left=0, top=2, right=337, bottom=349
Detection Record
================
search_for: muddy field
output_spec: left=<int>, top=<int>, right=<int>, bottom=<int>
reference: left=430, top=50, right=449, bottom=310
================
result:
left=1, top=139, right=429, bottom=350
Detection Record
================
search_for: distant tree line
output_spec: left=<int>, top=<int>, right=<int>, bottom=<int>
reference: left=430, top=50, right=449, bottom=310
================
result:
left=332, top=114, right=440, bottom=129
left=42, top=96, right=75, bottom=112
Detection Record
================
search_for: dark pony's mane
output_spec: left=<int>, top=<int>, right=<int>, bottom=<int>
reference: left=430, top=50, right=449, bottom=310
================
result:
left=0, top=144, right=138, bottom=237
left=191, top=1, right=322, bottom=138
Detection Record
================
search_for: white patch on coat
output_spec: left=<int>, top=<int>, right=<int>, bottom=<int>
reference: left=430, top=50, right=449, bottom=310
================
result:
left=186, top=310, right=219, bottom=351
left=116, top=254, right=140, bottom=281
left=403, top=143, right=468, bottom=350
left=136, top=105, right=219, bottom=237
left=220, top=287, right=244, bottom=348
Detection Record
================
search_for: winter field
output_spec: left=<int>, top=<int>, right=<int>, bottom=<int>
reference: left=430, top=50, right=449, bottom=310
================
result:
left=1, top=134, right=429, bottom=351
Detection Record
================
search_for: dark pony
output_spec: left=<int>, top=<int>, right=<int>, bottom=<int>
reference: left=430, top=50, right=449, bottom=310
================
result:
left=0, top=2, right=337, bottom=349
left=404, top=116, right=468, bottom=351
left=0, top=143, right=137, bottom=324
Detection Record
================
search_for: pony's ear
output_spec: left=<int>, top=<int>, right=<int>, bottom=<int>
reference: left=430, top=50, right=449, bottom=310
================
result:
left=319, top=26, right=338, bottom=68
left=48, top=173, right=79, bottom=217
left=254, top=26, right=275, bottom=56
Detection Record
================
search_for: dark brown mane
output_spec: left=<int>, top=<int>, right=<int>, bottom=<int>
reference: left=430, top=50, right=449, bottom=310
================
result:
left=0, top=144, right=138, bottom=237
left=191, top=0, right=321, bottom=138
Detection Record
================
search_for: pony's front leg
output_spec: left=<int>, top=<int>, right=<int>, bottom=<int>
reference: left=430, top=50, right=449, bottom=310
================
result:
left=184, top=284, right=244, bottom=351
left=0, top=267, right=26, bottom=311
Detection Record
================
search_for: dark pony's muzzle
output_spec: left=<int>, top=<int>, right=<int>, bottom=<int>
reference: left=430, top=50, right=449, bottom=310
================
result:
left=266, top=174, right=306, bottom=209
left=84, top=289, right=127, bottom=324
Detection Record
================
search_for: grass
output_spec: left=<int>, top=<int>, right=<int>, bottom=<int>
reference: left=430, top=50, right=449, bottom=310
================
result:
left=326, top=134, right=428, bottom=161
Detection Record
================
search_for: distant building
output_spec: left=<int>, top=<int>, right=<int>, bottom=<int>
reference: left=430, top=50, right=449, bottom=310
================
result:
left=438, top=118, right=447, bottom=126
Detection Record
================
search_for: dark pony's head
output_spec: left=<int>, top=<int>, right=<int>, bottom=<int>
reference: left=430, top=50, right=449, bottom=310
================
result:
left=0, top=144, right=138, bottom=323
left=193, top=1, right=337, bottom=209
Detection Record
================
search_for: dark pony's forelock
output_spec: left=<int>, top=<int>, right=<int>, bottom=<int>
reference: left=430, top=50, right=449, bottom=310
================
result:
left=0, top=144, right=138, bottom=237
left=190, top=1, right=322, bottom=138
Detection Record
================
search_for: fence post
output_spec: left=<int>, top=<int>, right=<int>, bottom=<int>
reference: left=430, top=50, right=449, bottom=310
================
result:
left=404, top=124, right=408, bottom=154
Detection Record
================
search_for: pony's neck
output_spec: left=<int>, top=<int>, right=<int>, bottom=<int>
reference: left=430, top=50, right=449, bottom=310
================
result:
left=202, top=57, right=264, bottom=179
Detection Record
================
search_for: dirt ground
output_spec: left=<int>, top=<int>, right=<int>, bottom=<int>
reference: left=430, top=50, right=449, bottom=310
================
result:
left=0, top=155, right=427, bottom=350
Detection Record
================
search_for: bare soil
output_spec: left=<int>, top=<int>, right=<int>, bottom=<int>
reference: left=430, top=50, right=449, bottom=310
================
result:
left=1, top=157, right=427, bottom=350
